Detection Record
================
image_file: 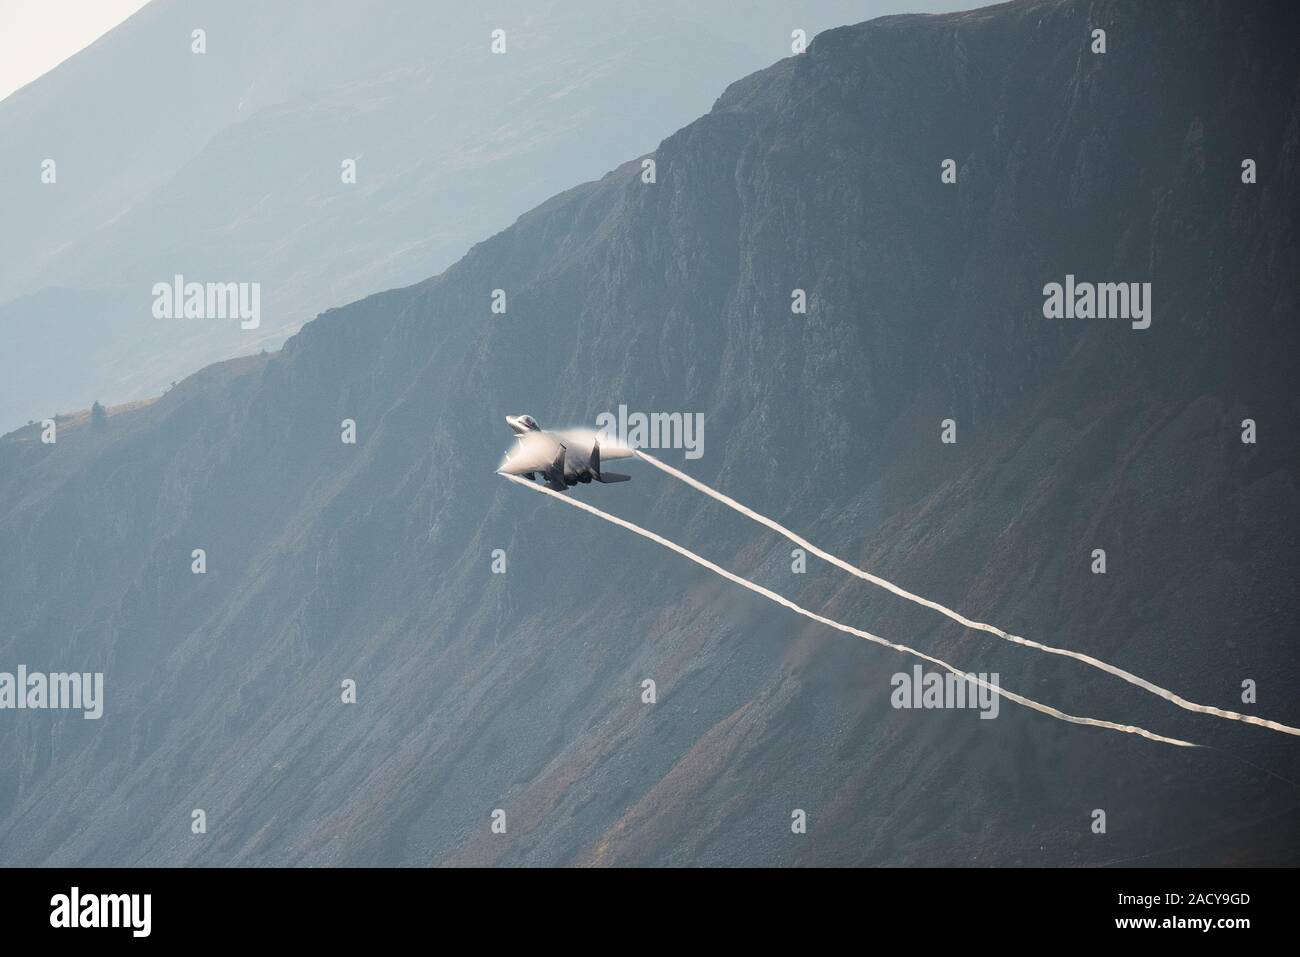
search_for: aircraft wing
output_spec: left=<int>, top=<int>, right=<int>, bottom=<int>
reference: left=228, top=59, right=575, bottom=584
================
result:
left=498, top=434, right=556, bottom=475
left=556, top=429, right=636, bottom=459
left=498, top=455, right=547, bottom=476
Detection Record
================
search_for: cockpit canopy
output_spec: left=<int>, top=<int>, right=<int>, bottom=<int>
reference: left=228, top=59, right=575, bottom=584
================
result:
left=506, top=414, right=542, bottom=434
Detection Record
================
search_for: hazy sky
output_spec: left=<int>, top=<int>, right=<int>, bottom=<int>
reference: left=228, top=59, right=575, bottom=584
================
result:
left=0, top=0, right=151, bottom=102
left=0, top=1, right=988, bottom=104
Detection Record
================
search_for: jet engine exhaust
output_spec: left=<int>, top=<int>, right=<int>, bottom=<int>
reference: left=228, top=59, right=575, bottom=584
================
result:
left=632, top=451, right=1300, bottom=739
left=501, top=472, right=1197, bottom=748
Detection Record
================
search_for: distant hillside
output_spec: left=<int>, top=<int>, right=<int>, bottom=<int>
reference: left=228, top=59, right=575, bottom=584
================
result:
left=0, top=0, right=975, bottom=432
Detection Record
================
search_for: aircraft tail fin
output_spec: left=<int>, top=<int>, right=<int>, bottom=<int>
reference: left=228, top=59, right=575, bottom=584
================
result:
left=545, top=444, right=567, bottom=491
left=591, top=440, right=630, bottom=482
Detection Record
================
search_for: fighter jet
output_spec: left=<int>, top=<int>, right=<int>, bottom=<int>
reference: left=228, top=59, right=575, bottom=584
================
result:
left=498, top=414, right=634, bottom=491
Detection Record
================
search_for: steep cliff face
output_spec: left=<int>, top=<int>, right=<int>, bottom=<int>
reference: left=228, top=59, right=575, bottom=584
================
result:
left=2, top=0, right=1298, bottom=866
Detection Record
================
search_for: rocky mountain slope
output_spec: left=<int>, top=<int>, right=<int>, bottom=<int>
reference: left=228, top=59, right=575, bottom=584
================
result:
left=0, top=0, right=974, bottom=433
left=1, top=0, right=1297, bottom=865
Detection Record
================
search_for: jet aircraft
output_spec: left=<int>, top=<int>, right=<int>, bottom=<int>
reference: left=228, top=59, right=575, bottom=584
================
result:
left=498, top=415, right=634, bottom=491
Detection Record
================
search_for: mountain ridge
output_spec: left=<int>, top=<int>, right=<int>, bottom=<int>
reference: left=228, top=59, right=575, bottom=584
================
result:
left=8, top=0, right=931, bottom=432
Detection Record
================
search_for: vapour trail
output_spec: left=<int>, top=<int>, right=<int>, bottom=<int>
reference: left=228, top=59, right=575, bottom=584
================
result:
left=634, top=451, right=1300, bottom=739
left=502, top=473, right=1197, bottom=748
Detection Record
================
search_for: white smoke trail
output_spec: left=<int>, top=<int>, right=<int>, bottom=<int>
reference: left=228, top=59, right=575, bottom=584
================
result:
left=501, top=473, right=1197, bottom=748
left=633, top=451, right=1300, bottom=738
